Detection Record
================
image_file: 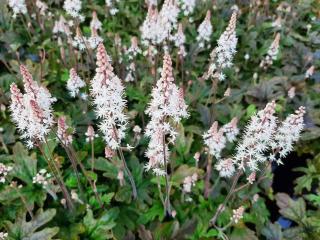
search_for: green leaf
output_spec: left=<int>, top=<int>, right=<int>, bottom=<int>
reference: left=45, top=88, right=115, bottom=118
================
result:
left=275, top=193, right=306, bottom=222
left=5, top=209, right=58, bottom=240
left=83, top=209, right=117, bottom=240
left=12, top=142, right=37, bottom=184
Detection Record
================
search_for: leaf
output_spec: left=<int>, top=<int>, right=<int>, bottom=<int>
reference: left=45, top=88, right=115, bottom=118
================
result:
left=12, top=142, right=37, bottom=184
left=261, top=222, right=283, bottom=240
left=137, top=202, right=164, bottom=225
left=230, top=226, right=259, bottom=240
left=83, top=209, right=117, bottom=240
left=5, top=209, right=58, bottom=240
left=275, top=193, right=306, bottom=222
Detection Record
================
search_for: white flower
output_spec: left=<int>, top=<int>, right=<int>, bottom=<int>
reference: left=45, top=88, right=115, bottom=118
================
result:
left=247, top=172, right=256, bottom=184
left=8, top=0, right=27, bottom=18
left=126, top=37, right=142, bottom=60
left=141, top=0, right=180, bottom=46
left=33, top=169, right=51, bottom=187
left=90, top=43, right=128, bottom=149
left=0, top=163, right=13, bottom=184
left=206, top=11, right=237, bottom=81
left=10, top=65, right=56, bottom=148
left=182, top=173, right=198, bottom=193
left=270, top=106, right=305, bottom=163
left=172, top=23, right=186, bottom=48
left=215, top=158, right=235, bottom=178
left=72, top=28, right=87, bottom=51
left=179, top=0, right=196, bottom=16
left=53, top=16, right=71, bottom=36
left=85, top=125, right=97, bottom=142
left=63, top=0, right=84, bottom=21
left=288, top=86, right=295, bottom=99
left=0, top=231, right=8, bottom=240
left=90, top=11, right=102, bottom=31
left=145, top=54, right=188, bottom=174
left=260, top=33, right=280, bottom=69
left=234, top=101, right=277, bottom=171
left=231, top=206, right=245, bottom=223
left=66, top=68, right=86, bottom=97
left=203, top=122, right=226, bottom=159
left=146, top=0, right=157, bottom=6
left=36, top=0, right=48, bottom=16
left=305, top=65, right=314, bottom=78
left=196, top=10, right=212, bottom=48
left=57, top=116, right=73, bottom=145
left=88, top=29, right=103, bottom=49
left=133, top=125, right=142, bottom=133
left=221, top=117, right=239, bottom=142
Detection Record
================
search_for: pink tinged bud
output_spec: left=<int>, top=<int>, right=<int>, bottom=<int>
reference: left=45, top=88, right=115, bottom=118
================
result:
left=205, top=10, right=211, bottom=21
left=224, top=87, right=231, bottom=97
left=117, top=170, right=125, bottom=186
left=105, top=147, right=115, bottom=158
left=20, top=65, right=37, bottom=97
left=194, top=152, right=200, bottom=162
left=86, top=125, right=95, bottom=140
left=247, top=172, right=256, bottom=184
left=288, top=87, right=296, bottom=99
left=10, top=83, right=24, bottom=106
left=30, top=99, right=44, bottom=123
left=57, top=116, right=73, bottom=145
left=231, top=206, right=245, bottom=223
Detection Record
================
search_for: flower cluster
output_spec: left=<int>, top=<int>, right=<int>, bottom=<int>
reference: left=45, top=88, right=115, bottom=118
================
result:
left=213, top=102, right=306, bottom=178
left=33, top=169, right=51, bottom=187
left=72, top=27, right=87, bottom=51
left=8, top=0, right=27, bottom=18
left=270, top=106, right=305, bottom=163
left=172, top=23, right=186, bottom=57
left=125, top=62, right=136, bottom=82
left=221, top=117, right=239, bottom=142
left=90, top=43, right=127, bottom=149
left=0, top=232, right=8, bottom=240
left=208, top=11, right=238, bottom=81
left=247, top=172, right=256, bottom=184
left=183, top=173, right=198, bottom=193
left=85, top=125, right=97, bottom=142
left=0, top=163, right=13, bottom=183
left=203, top=117, right=239, bottom=160
left=234, top=101, right=277, bottom=171
left=231, top=206, right=245, bottom=223
left=215, top=158, right=235, bottom=178
left=141, top=0, right=180, bottom=46
left=305, top=65, right=314, bottom=78
left=10, top=65, right=56, bottom=148
left=203, top=122, right=226, bottom=159
left=36, top=0, right=48, bottom=16
left=126, top=37, right=142, bottom=60
left=90, top=11, right=102, bottom=31
left=106, top=0, right=119, bottom=15
left=196, top=10, right=212, bottom=48
left=57, top=116, right=73, bottom=145
left=63, top=0, right=84, bottom=21
left=53, top=16, right=71, bottom=36
left=145, top=53, right=188, bottom=175
left=260, top=33, right=280, bottom=69
left=66, top=68, right=86, bottom=97
left=179, top=0, right=196, bottom=16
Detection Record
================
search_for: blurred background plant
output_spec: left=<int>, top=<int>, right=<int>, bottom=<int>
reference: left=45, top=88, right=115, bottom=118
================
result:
left=0, top=0, right=319, bottom=239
